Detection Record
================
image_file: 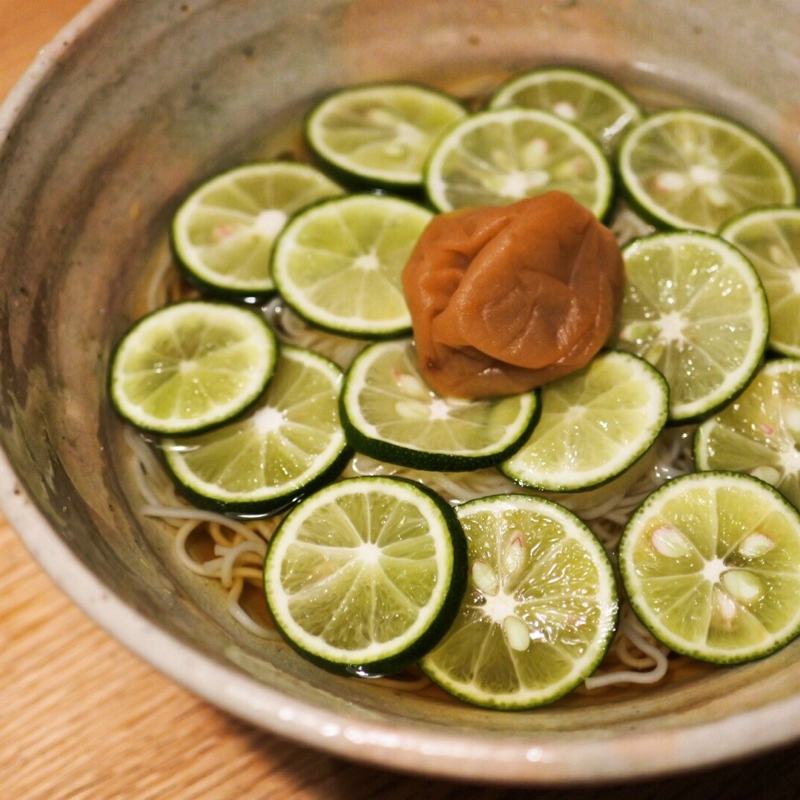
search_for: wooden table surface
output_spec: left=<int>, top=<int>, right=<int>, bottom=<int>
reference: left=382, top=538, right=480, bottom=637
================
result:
left=1, top=2, right=799, bottom=798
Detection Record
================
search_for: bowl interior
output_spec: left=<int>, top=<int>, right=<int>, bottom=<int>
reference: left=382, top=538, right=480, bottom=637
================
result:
left=1, top=0, right=799, bottom=784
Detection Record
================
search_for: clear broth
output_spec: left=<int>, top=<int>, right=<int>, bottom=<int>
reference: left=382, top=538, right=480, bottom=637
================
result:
left=136, top=64, right=787, bottom=710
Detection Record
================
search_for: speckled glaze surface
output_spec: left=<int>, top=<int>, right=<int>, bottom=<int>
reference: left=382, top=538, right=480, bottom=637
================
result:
left=1, top=0, right=799, bottom=785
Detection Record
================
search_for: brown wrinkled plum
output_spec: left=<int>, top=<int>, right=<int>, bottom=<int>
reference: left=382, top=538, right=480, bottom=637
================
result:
left=401, top=192, right=625, bottom=398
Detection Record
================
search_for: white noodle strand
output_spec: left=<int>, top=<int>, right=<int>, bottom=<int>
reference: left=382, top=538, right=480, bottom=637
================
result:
left=216, top=540, right=268, bottom=588
left=616, top=634, right=662, bottom=669
left=173, top=519, right=215, bottom=576
left=124, top=426, right=176, bottom=509
left=584, top=638, right=669, bottom=689
left=142, top=503, right=266, bottom=543
left=584, top=609, right=670, bottom=689
left=226, top=578, right=283, bottom=640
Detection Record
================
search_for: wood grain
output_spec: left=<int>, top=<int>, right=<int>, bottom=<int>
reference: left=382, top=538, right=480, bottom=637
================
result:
left=0, top=2, right=798, bottom=797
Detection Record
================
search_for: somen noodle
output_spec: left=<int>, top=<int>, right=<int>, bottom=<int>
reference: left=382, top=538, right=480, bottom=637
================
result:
left=122, top=196, right=697, bottom=696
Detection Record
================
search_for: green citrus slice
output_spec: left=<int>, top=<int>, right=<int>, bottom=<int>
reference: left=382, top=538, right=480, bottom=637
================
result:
left=340, top=339, right=540, bottom=471
left=617, top=108, right=797, bottom=232
left=171, top=162, right=344, bottom=299
left=304, top=82, right=467, bottom=188
left=694, top=358, right=800, bottom=509
left=501, top=351, right=668, bottom=492
left=109, top=301, right=278, bottom=435
left=611, top=231, right=769, bottom=422
left=263, top=476, right=468, bottom=675
left=420, top=494, right=618, bottom=709
left=619, top=470, right=800, bottom=664
left=424, top=107, right=614, bottom=217
left=488, top=65, right=643, bottom=155
left=270, top=194, right=432, bottom=338
left=720, top=206, right=800, bottom=357
left=161, top=346, right=349, bottom=514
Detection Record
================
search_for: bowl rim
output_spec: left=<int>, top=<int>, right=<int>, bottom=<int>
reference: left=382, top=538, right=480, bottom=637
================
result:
left=3, top=449, right=799, bottom=785
left=0, top=0, right=118, bottom=139
left=1, top=0, right=799, bottom=785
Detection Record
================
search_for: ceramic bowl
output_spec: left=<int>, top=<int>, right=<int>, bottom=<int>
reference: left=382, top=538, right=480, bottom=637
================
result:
left=1, top=0, right=799, bottom=785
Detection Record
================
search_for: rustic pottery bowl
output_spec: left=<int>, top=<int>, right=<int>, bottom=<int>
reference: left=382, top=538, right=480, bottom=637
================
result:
left=1, top=0, right=799, bottom=785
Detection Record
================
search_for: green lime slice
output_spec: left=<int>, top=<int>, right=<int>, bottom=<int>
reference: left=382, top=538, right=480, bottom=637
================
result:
left=109, top=301, right=278, bottom=435
left=619, top=470, right=800, bottom=664
left=171, top=162, right=344, bottom=299
left=161, top=346, right=349, bottom=514
left=424, top=107, right=614, bottom=217
left=263, top=476, right=467, bottom=675
left=617, top=108, right=797, bottom=232
left=305, top=82, right=467, bottom=189
left=270, top=194, right=432, bottom=338
left=488, top=66, right=643, bottom=155
left=501, top=350, right=668, bottom=492
left=420, top=494, right=618, bottom=709
left=611, top=231, right=769, bottom=422
left=694, top=358, right=800, bottom=509
left=340, top=339, right=540, bottom=471
left=720, top=206, right=800, bottom=357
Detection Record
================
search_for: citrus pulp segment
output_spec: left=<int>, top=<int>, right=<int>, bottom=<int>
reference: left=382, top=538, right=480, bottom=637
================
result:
left=109, top=301, right=278, bottom=435
left=263, top=476, right=468, bottom=675
left=487, top=66, right=643, bottom=156
left=340, top=339, right=540, bottom=471
left=694, top=358, right=800, bottom=510
left=617, top=108, right=797, bottom=232
left=611, top=231, right=769, bottom=422
left=270, top=194, right=432, bottom=338
left=304, top=82, right=467, bottom=188
left=720, top=206, right=800, bottom=357
left=500, top=350, right=668, bottom=492
left=161, top=346, right=349, bottom=514
left=619, top=470, right=800, bottom=664
left=171, top=162, right=344, bottom=299
left=420, top=494, right=618, bottom=709
left=423, top=107, right=614, bottom=217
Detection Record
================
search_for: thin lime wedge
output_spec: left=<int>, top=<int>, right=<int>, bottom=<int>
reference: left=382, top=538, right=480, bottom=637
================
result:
left=172, top=162, right=344, bottom=299
left=420, top=493, right=618, bottom=709
left=612, top=231, right=769, bottom=422
left=109, top=301, right=277, bottom=435
left=501, top=350, right=668, bottom=491
left=341, top=339, right=540, bottom=471
left=620, top=470, right=800, bottom=664
left=263, top=476, right=467, bottom=675
left=271, top=194, right=431, bottom=338
left=617, top=109, right=796, bottom=232
left=488, top=66, right=643, bottom=155
left=721, top=206, right=800, bottom=357
left=424, top=107, right=614, bottom=217
left=305, top=82, right=467, bottom=188
left=694, top=358, right=800, bottom=509
left=162, top=346, right=349, bottom=514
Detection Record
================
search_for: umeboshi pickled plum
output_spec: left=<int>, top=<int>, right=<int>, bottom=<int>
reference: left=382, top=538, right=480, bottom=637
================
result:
left=402, top=192, right=624, bottom=398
